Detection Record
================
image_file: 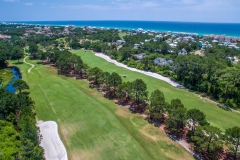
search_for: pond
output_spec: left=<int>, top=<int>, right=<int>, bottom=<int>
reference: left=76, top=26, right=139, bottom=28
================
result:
left=5, top=67, right=22, bottom=93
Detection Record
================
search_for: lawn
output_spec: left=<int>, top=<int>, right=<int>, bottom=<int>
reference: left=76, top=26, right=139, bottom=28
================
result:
left=10, top=58, right=193, bottom=160
left=119, top=32, right=127, bottom=39
left=0, top=68, right=14, bottom=88
left=72, top=50, right=240, bottom=130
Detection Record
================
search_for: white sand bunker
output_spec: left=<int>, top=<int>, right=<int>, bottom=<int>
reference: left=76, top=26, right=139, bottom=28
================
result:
left=37, top=121, right=68, bottom=160
left=95, top=53, right=184, bottom=88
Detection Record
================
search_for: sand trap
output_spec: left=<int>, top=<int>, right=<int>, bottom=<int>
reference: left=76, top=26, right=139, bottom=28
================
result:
left=37, top=121, right=68, bottom=160
left=95, top=53, right=184, bottom=88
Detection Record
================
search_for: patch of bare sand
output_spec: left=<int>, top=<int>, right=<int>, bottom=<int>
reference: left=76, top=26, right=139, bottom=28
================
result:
left=37, top=121, right=68, bottom=160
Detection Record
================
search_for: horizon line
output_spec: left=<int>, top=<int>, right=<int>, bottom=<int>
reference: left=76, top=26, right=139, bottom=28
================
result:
left=2, top=20, right=240, bottom=24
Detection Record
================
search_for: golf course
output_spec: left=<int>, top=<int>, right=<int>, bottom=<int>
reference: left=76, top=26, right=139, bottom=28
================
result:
left=71, top=50, right=240, bottom=130
left=11, top=57, right=194, bottom=160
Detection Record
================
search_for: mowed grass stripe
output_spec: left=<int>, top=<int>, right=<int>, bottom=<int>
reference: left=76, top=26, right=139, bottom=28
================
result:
left=72, top=50, right=240, bottom=130
left=11, top=58, right=193, bottom=160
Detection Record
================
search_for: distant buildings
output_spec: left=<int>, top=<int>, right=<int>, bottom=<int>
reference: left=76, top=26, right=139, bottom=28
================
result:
left=0, top=34, right=11, bottom=39
left=198, top=41, right=212, bottom=50
left=155, top=34, right=163, bottom=39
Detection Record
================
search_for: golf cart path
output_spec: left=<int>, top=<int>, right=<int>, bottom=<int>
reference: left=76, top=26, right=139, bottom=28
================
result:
left=95, top=53, right=184, bottom=88
left=23, top=56, right=34, bottom=73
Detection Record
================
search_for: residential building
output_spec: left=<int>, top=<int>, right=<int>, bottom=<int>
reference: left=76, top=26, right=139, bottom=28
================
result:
left=203, top=35, right=209, bottom=40
left=228, top=44, right=240, bottom=50
left=178, top=48, right=187, bottom=55
left=145, top=39, right=150, bottom=42
left=116, top=40, right=126, bottom=45
left=195, top=50, right=202, bottom=55
left=169, top=43, right=177, bottom=48
left=134, top=44, right=140, bottom=49
left=214, top=35, right=219, bottom=40
left=225, top=36, right=231, bottom=43
left=0, top=34, right=11, bottom=39
left=209, top=34, right=214, bottom=39
left=219, top=35, right=225, bottom=42
left=135, top=53, right=146, bottom=60
left=231, top=37, right=237, bottom=43
left=155, top=34, right=163, bottom=39
left=154, top=57, right=174, bottom=66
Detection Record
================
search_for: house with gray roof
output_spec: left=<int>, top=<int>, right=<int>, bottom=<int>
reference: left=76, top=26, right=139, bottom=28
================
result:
left=116, top=40, right=126, bottom=45
left=178, top=48, right=187, bottom=55
left=135, top=53, right=146, bottom=60
left=154, top=57, right=174, bottom=66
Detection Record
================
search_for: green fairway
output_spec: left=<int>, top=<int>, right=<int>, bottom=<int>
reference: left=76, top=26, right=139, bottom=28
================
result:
left=11, top=58, right=193, bottom=160
left=72, top=50, right=240, bottom=130
left=119, top=32, right=127, bottom=39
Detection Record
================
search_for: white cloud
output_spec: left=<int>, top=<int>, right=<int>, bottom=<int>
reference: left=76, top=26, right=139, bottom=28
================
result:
left=114, top=0, right=161, bottom=10
left=23, top=2, right=33, bottom=5
left=3, top=0, right=18, bottom=2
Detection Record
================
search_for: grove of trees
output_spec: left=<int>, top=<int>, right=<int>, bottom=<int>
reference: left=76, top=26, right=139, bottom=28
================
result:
left=0, top=80, right=44, bottom=159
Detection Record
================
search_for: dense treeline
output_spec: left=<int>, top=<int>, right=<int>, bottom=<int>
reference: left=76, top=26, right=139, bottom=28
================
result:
left=0, top=80, right=44, bottom=159
left=0, top=25, right=26, bottom=36
left=0, top=43, right=24, bottom=68
left=174, top=52, right=240, bottom=108
left=43, top=50, right=240, bottom=160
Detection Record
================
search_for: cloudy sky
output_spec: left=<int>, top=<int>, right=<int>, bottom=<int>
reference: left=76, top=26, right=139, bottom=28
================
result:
left=1, top=0, right=240, bottom=23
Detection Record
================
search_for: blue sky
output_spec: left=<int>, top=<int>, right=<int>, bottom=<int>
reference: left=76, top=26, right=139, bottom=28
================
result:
left=1, top=0, right=240, bottom=23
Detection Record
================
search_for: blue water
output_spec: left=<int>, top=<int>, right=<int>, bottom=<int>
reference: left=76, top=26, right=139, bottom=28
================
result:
left=5, top=67, right=21, bottom=93
left=10, top=20, right=240, bottom=37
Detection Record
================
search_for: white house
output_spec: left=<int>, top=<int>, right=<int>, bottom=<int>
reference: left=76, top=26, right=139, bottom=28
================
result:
left=155, top=34, right=163, bottom=39
left=170, top=43, right=177, bottom=48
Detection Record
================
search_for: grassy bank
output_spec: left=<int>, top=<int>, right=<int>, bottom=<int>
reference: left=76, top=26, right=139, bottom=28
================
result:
left=0, top=68, right=14, bottom=88
left=10, top=58, right=193, bottom=160
left=72, top=50, right=240, bottom=130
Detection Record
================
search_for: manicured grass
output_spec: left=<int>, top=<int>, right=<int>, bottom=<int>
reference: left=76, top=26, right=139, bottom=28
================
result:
left=56, top=38, right=66, bottom=43
left=0, top=68, right=14, bottom=88
left=11, top=58, right=193, bottom=160
left=119, top=32, right=127, bottom=39
left=72, top=50, right=240, bottom=130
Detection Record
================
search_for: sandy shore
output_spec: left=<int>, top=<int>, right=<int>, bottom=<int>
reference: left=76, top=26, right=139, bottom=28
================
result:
left=95, top=53, right=184, bottom=88
left=37, top=121, right=68, bottom=160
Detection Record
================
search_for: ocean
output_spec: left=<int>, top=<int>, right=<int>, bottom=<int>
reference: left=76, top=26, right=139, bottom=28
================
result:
left=9, top=20, right=240, bottom=37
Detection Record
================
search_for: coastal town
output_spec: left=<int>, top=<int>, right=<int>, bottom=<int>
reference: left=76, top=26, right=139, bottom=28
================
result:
left=1, top=22, right=240, bottom=52
left=1, top=21, right=240, bottom=160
